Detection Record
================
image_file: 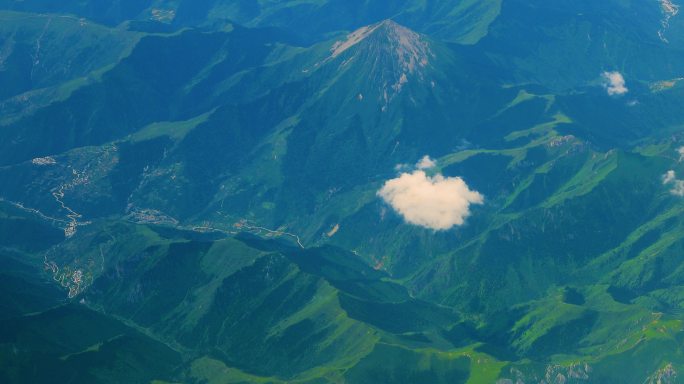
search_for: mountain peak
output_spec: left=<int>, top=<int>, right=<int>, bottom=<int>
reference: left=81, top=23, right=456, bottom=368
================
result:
left=325, top=20, right=434, bottom=107
left=330, top=19, right=431, bottom=74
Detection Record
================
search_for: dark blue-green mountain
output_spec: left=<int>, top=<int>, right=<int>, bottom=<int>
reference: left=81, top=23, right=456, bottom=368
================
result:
left=2, top=1, right=684, bottom=383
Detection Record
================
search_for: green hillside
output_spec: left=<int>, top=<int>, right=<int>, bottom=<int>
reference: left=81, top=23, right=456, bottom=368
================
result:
left=2, top=1, right=684, bottom=382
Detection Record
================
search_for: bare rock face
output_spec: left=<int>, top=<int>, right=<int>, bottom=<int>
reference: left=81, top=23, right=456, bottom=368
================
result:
left=331, top=19, right=431, bottom=72
left=327, top=19, right=434, bottom=107
left=647, top=363, right=678, bottom=384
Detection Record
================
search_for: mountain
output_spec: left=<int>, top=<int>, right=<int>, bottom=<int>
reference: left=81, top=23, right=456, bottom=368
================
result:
left=2, top=1, right=684, bottom=383
left=0, top=0, right=502, bottom=44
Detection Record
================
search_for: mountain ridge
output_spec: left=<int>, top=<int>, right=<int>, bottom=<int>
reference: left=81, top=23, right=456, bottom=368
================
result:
left=3, top=2, right=684, bottom=383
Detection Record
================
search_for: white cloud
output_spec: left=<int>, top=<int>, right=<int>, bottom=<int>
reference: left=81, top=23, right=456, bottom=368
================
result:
left=602, top=71, right=628, bottom=96
left=677, top=146, right=684, bottom=162
left=662, top=170, right=684, bottom=196
left=395, top=155, right=437, bottom=172
left=377, top=170, right=483, bottom=230
left=663, top=170, right=677, bottom=184
left=671, top=181, right=684, bottom=196
left=416, top=155, right=437, bottom=170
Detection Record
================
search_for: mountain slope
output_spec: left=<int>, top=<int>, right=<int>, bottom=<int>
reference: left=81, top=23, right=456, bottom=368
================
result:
left=3, top=2, right=684, bottom=383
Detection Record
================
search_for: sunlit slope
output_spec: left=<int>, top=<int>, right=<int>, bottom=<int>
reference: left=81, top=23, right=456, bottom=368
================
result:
left=35, top=221, right=499, bottom=383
